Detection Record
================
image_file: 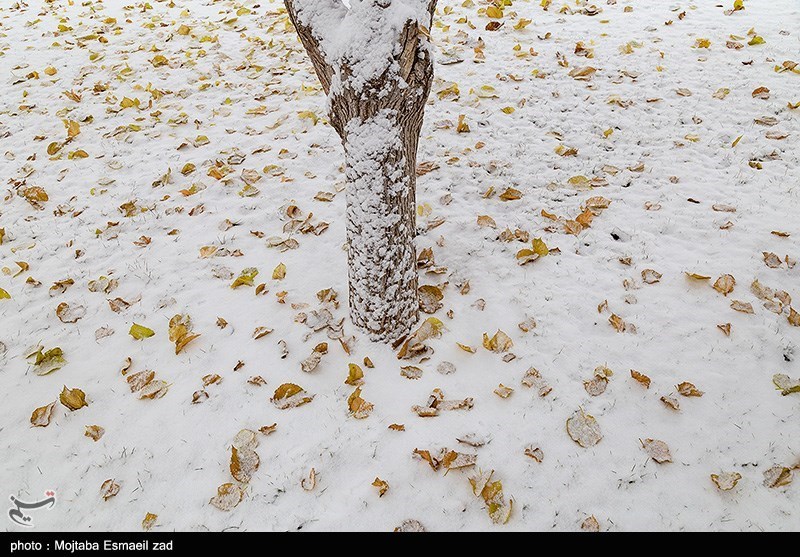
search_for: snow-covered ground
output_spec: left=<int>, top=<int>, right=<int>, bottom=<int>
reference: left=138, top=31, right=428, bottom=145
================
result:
left=1, top=0, right=799, bottom=532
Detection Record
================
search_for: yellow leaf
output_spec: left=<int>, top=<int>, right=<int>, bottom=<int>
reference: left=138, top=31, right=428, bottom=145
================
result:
left=60, top=386, right=88, bottom=411
left=372, top=477, right=389, bottom=496
left=129, top=323, right=155, bottom=340
left=297, top=110, right=318, bottom=125
left=231, top=267, right=259, bottom=288
left=142, top=513, right=158, bottom=531
left=272, top=263, right=286, bottom=280
left=0, top=288, right=10, bottom=300
left=65, top=119, right=80, bottom=139
left=501, top=106, right=515, bottom=114
left=486, top=6, right=504, bottom=18
left=748, top=35, right=764, bottom=45
left=345, top=363, right=364, bottom=386
left=603, top=128, right=613, bottom=138
left=732, top=135, right=743, bottom=147
left=514, top=18, right=531, bottom=29
left=532, top=237, right=549, bottom=257
left=68, top=149, right=89, bottom=159
left=151, top=54, right=169, bottom=67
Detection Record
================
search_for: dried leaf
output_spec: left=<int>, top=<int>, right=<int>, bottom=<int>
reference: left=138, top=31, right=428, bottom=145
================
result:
left=566, top=409, right=602, bottom=447
left=84, top=425, right=105, bottom=441
left=209, top=483, right=244, bottom=511
left=301, top=468, right=317, bottom=491
left=142, top=513, right=158, bottom=531
left=711, top=472, right=742, bottom=491
left=372, top=477, right=389, bottom=497
left=524, top=445, right=544, bottom=462
left=30, top=401, right=56, bottom=427
left=713, top=274, right=736, bottom=296
left=763, top=466, right=792, bottom=488
left=641, top=438, right=672, bottom=463
left=730, top=300, right=754, bottom=314
left=347, top=386, right=374, bottom=419
left=101, top=479, right=120, bottom=501
left=272, top=383, right=314, bottom=409
left=60, top=386, right=88, bottom=411
left=630, top=369, right=651, bottom=388
left=129, top=323, right=155, bottom=340
left=676, top=382, right=703, bottom=397
left=230, top=445, right=259, bottom=483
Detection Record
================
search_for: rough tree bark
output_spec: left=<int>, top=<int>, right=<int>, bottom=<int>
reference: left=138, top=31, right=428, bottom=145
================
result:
left=284, top=0, right=437, bottom=342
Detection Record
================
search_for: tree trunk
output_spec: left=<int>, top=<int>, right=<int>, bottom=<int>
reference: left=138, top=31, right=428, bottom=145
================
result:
left=284, top=0, right=436, bottom=342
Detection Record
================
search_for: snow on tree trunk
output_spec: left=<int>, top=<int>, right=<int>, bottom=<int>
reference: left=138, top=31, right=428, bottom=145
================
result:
left=284, top=0, right=436, bottom=341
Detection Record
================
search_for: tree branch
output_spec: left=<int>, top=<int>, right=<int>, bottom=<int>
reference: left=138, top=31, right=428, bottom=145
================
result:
left=284, top=0, right=342, bottom=94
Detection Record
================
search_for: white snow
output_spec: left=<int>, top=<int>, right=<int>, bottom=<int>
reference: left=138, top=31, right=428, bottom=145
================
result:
left=1, top=0, right=799, bottom=532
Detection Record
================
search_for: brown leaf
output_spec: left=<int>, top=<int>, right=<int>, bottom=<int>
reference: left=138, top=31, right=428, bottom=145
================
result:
left=347, top=386, right=374, bottom=419
left=372, top=477, right=389, bottom=497
left=524, top=445, right=544, bottom=462
left=630, top=369, right=651, bottom=388
left=641, top=438, right=672, bottom=463
left=676, top=382, right=703, bottom=397
left=101, top=479, right=120, bottom=501
left=301, top=468, right=317, bottom=491
left=581, top=515, right=601, bottom=532
left=711, top=472, right=742, bottom=491
left=763, top=466, right=793, bottom=488
left=713, top=274, right=736, bottom=296
left=413, top=448, right=440, bottom=471
left=230, top=445, right=260, bottom=483
left=84, top=425, right=105, bottom=441
left=660, top=395, right=680, bottom=410
left=730, top=300, right=754, bottom=314
left=30, top=401, right=57, bottom=427
left=209, top=483, right=244, bottom=511
left=142, top=513, right=158, bottom=530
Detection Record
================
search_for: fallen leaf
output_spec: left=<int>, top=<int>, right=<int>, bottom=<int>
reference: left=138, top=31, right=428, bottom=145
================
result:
left=763, top=466, right=793, bottom=488
left=142, top=513, right=158, bottom=531
left=629, top=369, right=651, bottom=388
left=100, top=479, right=120, bottom=501
left=660, top=395, right=680, bottom=410
left=301, top=468, right=317, bottom=491
left=30, top=401, right=57, bottom=427
left=677, top=382, right=703, bottom=397
left=209, top=483, right=243, bottom=511
left=230, top=445, right=259, bottom=483
left=60, top=386, right=87, bottom=411
left=730, top=300, right=754, bottom=314
left=272, top=383, right=314, bottom=409
left=713, top=274, right=735, bottom=296
left=84, top=425, right=105, bottom=441
left=129, top=323, right=155, bottom=340
left=347, top=386, right=374, bottom=419
left=524, top=445, right=544, bottom=462
left=711, top=472, right=742, bottom=491
left=581, top=515, right=601, bottom=532
left=566, top=409, right=602, bottom=447
left=641, top=438, right=672, bottom=463
left=372, top=477, right=389, bottom=497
